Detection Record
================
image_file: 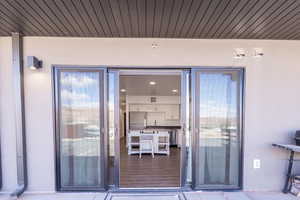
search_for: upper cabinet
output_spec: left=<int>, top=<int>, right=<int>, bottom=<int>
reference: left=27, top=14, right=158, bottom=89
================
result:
left=128, top=96, right=180, bottom=121
left=127, top=96, right=180, bottom=104
left=129, top=104, right=159, bottom=112
left=164, top=105, right=180, bottom=120
left=129, top=104, right=140, bottom=112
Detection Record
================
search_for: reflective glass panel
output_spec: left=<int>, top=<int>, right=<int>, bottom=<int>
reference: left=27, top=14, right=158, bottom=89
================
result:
left=58, top=71, right=102, bottom=187
left=197, top=71, right=241, bottom=187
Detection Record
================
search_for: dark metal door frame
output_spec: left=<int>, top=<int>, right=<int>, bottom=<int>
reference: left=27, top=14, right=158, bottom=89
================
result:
left=51, top=66, right=244, bottom=192
left=108, top=69, right=121, bottom=189
left=53, top=66, right=108, bottom=191
left=191, top=68, right=245, bottom=190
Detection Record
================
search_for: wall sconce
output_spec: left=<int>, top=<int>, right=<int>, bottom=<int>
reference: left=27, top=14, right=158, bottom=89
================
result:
left=27, top=56, right=42, bottom=70
left=151, top=43, right=158, bottom=49
left=253, top=48, right=264, bottom=58
left=233, top=48, right=246, bottom=59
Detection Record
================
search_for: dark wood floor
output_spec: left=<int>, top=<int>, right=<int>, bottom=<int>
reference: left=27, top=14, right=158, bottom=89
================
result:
left=120, top=139, right=180, bottom=188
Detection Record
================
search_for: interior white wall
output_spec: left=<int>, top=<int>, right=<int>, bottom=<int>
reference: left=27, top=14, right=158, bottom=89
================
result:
left=0, top=37, right=300, bottom=193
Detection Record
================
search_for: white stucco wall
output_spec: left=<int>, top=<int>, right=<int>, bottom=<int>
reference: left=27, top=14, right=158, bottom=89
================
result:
left=0, top=37, right=300, bottom=193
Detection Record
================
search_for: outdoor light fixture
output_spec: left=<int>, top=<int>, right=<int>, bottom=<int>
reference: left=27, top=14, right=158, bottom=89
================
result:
left=120, top=89, right=126, bottom=92
left=253, top=48, right=264, bottom=58
left=27, top=56, right=42, bottom=70
left=149, top=81, right=156, bottom=85
left=233, top=48, right=246, bottom=59
left=151, top=43, right=158, bottom=48
left=172, top=89, right=178, bottom=93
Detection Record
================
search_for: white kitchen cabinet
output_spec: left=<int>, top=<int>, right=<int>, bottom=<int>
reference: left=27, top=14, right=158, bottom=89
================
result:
left=177, top=129, right=182, bottom=147
left=129, top=104, right=140, bottom=112
left=129, top=103, right=180, bottom=122
left=172, top=105, right=180, bottom=119
left=142, top=105, right=150, bottom=112
left=130, top=104, right=167, bottom=112
left=165, top=105, right=180, bottom=120
left=146, top=112, right=165, bottom=126
left=127, top=95, right=180, bottom=104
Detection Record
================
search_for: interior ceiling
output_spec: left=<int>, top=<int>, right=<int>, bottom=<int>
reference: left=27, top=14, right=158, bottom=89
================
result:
left=120, top=75, right=181, bottom=97
left=0, top=0, right=299, bottom=40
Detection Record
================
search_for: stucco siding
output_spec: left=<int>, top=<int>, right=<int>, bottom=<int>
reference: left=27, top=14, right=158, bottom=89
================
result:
left=0, top=37, right=17, bottom=192
left=0, top=37, right=300, bottom=193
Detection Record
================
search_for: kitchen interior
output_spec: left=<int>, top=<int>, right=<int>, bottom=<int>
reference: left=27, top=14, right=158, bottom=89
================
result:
left=119, top=72, right=181, bottom=188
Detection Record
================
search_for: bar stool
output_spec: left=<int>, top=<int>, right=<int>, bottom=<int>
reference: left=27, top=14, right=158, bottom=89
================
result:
left=139, top=134, right=154, bottom=158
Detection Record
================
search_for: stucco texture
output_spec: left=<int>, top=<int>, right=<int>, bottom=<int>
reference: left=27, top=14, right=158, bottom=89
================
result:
left=0, top=37, right=300, bottom=193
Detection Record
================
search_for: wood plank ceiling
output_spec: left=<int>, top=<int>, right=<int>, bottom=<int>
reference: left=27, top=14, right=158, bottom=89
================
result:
left=0, top=0, right=299, bottom=40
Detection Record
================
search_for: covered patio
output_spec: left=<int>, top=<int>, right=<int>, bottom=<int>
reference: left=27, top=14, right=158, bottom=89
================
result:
left=0, top=191, right=298, bottom=200
left=0, top=0, right=300, bottom=199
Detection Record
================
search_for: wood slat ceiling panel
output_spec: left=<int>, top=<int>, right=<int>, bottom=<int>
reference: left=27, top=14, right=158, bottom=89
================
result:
left=259, top=6, right=300, bottom=39
left=137, top=0, right=146, bottom=37
left=219, top=0, right=262, bottom=39
left=195, top=0, right=230, bottom=38
left=15, top=0, right=62, bottom=36
left=102, top=0, right=124, bottom=37
left=118, top=0, right=133, bottom=37
left=0, top=0, right=40, bottom=35
left=202, top=0, right=238, bottom=38
left=172, top=0, right=193, bottom=37
left=34, top=0, right=72, bottom=36
left=126, top=0, right=138, bottom=37
left=42, top=0, right=77, bottom=36
left=226, top=0, right=279, bottom=38
left=0, top=0, right=299, bottom=40
left=159, top=0, right=175, bottom=37
left=177, top=0, right=204, bottom=37
left=240, top=0, right=291, bottom=38
left=88, top=0, right=112, bottom=36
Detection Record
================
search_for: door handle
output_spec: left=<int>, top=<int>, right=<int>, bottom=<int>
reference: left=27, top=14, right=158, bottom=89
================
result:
left=100, top=128, right=105, bottom=134
left=114, top=124, right=118, bottom=135
left=182, top=123, right=186, bottom=135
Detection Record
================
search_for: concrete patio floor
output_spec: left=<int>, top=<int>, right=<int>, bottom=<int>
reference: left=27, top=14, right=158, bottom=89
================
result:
left=0, top=191, right=298, bottom=200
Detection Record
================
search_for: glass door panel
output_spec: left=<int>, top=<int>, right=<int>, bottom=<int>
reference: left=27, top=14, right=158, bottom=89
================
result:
left=54, top=67, right=107, bottom=191
left=180, top=70, right=190, bottom=186
left=108, top=70, right=120, bottom=188
left=192, top=69, right=244, bottom=189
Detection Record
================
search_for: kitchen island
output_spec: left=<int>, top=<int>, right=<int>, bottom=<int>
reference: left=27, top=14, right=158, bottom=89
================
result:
left=128, top=130, right=170, bottom=155
left=145, top=126, right=181, bottom=147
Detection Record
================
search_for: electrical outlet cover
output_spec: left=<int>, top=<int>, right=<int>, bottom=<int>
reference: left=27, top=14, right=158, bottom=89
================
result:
left=253, top=159, right=261, bottom=169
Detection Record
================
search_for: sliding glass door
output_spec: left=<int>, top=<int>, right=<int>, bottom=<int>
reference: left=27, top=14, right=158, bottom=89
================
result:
left=52, top=66, right=243, bottom=191
left=192, top=69, right=244, bottom=189
left=54, top=67, right=107, bottom=191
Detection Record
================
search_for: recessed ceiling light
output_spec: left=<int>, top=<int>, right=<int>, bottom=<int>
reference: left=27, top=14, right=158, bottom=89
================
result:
left=120, top=89, right=126, bottom=92
left=172, top=89, right=178, bottom=93
left=149, top=81, right=156, bottom=85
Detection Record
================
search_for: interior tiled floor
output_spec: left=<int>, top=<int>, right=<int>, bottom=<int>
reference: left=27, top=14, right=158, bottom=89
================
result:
left=119, top=139, right=181, bottom=188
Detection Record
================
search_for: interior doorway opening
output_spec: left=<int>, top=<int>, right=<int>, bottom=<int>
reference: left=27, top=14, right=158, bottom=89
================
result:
left=118, top=72, right=182, bottom=188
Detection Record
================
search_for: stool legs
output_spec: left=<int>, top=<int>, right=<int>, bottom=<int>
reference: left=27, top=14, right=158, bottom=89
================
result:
left=283, top=151, right=295, bottom=193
